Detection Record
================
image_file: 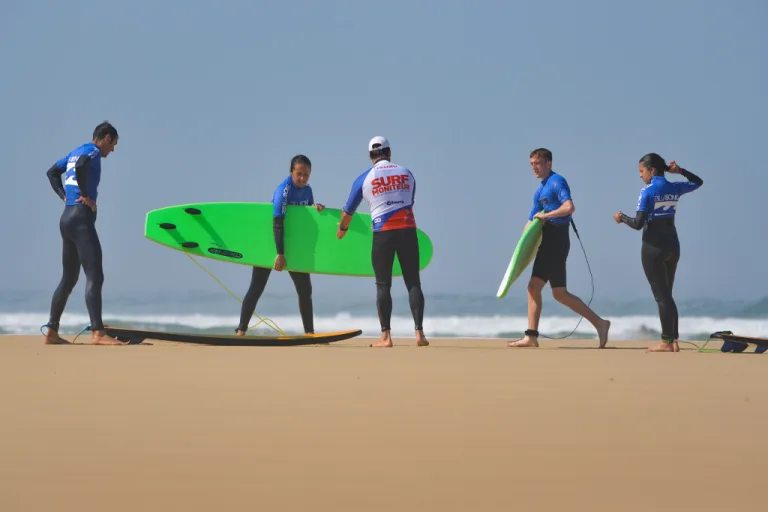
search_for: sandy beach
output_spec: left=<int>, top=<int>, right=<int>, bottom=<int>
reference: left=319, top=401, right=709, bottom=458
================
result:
left=1, top=334, right=766, bottom=512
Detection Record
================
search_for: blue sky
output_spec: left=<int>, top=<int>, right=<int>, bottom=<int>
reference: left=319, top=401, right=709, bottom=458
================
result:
left=3, top=0, right=766, bottom=303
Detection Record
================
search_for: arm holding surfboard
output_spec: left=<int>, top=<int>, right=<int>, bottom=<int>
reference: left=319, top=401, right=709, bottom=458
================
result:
left=337, top=211, right=352, bottom=239
left=524, top=179, right=575, bottom=228
left=533, top=200, right=574, bottom=222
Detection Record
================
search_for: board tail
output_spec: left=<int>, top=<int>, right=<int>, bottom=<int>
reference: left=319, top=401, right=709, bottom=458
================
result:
left=709, top=330, right=768, bottom=354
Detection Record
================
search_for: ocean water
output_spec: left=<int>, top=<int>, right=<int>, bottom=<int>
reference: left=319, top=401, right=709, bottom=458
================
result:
left=2, top=288, right=768, bottom=341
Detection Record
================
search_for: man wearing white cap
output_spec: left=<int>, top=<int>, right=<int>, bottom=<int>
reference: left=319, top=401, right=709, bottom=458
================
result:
left=337, top=136, right=428, bottom=348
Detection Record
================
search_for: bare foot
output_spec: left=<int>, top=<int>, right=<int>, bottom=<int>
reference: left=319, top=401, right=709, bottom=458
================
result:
left=91, top=331, right=129, bottom=346
left=645, top=341, right=675, bottom=353
left=43, top=329, right=71, bottom=345
left=598, top=319, right=611, bottom=348
left=235, top=330, right=246, bottom=336
left=371, top=331, right=393, bottom=348
left=416, top=330, right=429, bottom=347
left=673, top=340, right=680, bottom=352
left=508, top=336, right=539, bottom=348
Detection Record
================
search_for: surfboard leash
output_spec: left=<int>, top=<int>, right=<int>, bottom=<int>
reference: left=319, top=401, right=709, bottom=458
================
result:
left=182, top=252, right=286, bottom=336
left=506, top=218, right=595, bottom=344
left=533, top=219, right=596, bottom=341
left=39, top=323, right=91, bottom=343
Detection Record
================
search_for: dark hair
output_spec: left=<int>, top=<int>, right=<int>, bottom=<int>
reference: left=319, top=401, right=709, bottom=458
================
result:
left=93, top=121, right=118, bottom=141
left=369, top=143, right=391, bottom=161
left=290, top=154, right=311, bottom=173
left=639, top=153, right=669, bottom=176
left=530, top=148, right=552, bottom=161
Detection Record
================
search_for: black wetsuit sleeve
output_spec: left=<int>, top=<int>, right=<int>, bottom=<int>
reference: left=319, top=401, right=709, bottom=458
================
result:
left=74, top=155, right=92, bottom=198
left=273, top=217, right=285, bottom=255
left=46, top=163, right=66, bottom=200
left=680, top=168, right=703, bottom=187
left=620, top=211, right=647, bottom=230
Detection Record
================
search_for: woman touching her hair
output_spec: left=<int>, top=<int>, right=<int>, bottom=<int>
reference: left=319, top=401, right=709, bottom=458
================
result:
left=614, top=153, right=703, bottom=353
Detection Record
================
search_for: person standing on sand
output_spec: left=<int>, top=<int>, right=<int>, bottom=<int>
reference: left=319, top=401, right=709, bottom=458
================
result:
left=508, top=148, right=611, bottom=349
left=336, top=136, right=428, bottom=348
left=236, top=155, right=324, bottom=336
left=43, top=121, right=126, bottom=346
left=613, top=153, right=703, bottom=353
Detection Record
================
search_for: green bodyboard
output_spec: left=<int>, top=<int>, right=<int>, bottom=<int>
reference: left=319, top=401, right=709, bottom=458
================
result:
left=496, top=218, right=544, bottom=298
left=144, top=202, right=434, bottom=277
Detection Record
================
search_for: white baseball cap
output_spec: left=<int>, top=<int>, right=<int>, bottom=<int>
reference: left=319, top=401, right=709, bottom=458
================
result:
left=368, top=136, right=390, bottom=151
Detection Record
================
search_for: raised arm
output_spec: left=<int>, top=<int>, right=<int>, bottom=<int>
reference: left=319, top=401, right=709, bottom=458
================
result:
left=681, top=168, right=703, bottom=187
left=668, top=160, right=703, bottom=195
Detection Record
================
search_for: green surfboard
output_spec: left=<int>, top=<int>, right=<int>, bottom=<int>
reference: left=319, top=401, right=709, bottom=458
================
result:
left=144, top=202, right=434, bottom=277
left=496, top=217, right=544, bottom=298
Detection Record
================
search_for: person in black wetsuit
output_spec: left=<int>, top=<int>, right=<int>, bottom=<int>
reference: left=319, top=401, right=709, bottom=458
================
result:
left=614, top=153, right=703, bottom=353
left=43, top=121, right=126, bottom=345
left=236, top=155, right=324, bottom=336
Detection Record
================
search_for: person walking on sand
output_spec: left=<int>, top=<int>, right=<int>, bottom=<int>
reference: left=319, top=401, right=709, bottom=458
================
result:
left=236, top=154, right=325, bottom=336
left=43, top=121, right=127, bottom=345
left=336, top=136, right=428, bottom=348
left=508, top=148, right=611, bottom=349
left=613, top=153, right=703, bottom=353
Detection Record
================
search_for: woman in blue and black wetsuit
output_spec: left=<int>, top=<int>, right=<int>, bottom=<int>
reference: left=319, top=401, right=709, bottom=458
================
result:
left=613, top=153, right=703, bottom=353
left=236, top=155, right=324, bottom=336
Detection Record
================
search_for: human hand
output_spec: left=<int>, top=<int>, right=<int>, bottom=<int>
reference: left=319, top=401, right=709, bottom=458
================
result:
left=315, top=204, right=325, bottom=212
left=613, top=212, right=623, bottom=224
left=667, top=160, right=681, bottom=174
left=274, top=254, right=286, bottom=271
left=76, top=196, right=96, bottom=212
left=533, top=212, right=547, bottom=222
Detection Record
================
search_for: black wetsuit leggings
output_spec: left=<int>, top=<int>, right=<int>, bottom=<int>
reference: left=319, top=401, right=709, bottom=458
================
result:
left=371, top=228, right=425, bottom=332
left=48, top=205, right=105, bottom=331
left=641, top=233, right=680, bottom=341
left=237, top=267, right=314, bottom=334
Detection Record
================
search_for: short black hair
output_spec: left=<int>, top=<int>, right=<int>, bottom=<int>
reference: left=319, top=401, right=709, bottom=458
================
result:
left=369, top=144, right=391, bottom=161
left=530, top=148, right=552, bottom=161
left=290, top=154, right=311, bottom=173
left=93, top=121, right=118, bottom=141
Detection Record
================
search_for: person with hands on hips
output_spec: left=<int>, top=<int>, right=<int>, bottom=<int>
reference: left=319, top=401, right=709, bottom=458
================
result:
left=613, top=153, right=703, bottom=353
left=235, top=154, right=324, bottom=336
left=43, top=121, right=125, bottom=346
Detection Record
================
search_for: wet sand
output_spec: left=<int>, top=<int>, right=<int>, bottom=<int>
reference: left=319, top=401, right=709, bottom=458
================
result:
left=1, top=334, right=766, bottom=511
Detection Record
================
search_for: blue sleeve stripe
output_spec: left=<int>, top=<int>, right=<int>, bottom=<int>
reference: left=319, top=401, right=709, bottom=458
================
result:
left=343, top=170, right=368, bottom=215
left=273, top=182, right=290, bottom=218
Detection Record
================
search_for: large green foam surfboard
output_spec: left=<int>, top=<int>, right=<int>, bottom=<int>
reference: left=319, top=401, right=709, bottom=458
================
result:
left=144, top=202, right=434, bottom=277
left=496, top=218, right=544, bottom=298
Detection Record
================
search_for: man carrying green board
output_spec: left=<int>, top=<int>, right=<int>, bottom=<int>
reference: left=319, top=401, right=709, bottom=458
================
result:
left=337, top=136, right=428, bottom=348
left=508, top=148, right=611, bottom=349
